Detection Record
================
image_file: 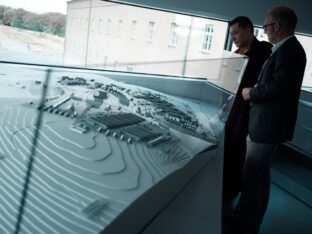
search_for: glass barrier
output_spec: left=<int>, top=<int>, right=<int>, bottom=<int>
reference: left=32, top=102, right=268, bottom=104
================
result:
left=297, top=34, right=312, bottom=90
left=0, top=0, right=228, bottom=78
left=0, top=52, right=247, bottom=233
left=232, top=28, right=312, bottom=90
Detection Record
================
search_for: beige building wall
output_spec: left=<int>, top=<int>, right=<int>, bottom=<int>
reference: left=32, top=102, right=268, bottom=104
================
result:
left=64, top=0, right=230, bottom=79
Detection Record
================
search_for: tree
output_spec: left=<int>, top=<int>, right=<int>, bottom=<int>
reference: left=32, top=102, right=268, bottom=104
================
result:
left=0, top=4, right=66, bottom=36
left=3, top=7, right=14, bottom=26
left=12, top=16, right=24, bottom=28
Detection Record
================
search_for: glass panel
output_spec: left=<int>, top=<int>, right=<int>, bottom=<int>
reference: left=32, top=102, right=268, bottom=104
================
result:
left=0, top=52, right=247, bottom=233
left=0, top=3, right=66, bottom=65
left=297, top=34, right=312, bottom=90
left=231, top=27, right=312, bottom=91
left=72, top=6, right=227, bottom=75
left=0, top=0, right=228, bottom=77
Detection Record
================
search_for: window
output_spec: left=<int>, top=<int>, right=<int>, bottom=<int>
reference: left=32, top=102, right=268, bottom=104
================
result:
left=127, top=64, right=134, bottom=71
left=0, top=0, right=229, bottom=76
left=98, top=19, right=102, bottom=33
left=254, top=28, right=267, bottom=41
left=148, top=21, right=155, bottom=42
left=85, top=18, right=88, bottom=30
left=79, top=18, right=83, bottom=30
left=106, top=19, right=112, bottom=35
left=169, top=23, right=179, bottom=47
left=103, top=56, right=108, bottom=67
left=131, top=20, right=137, bottom=39
left=297, top=34, right=312, bottom=89
left=201, top=24, right=214, bottom=52
left=91, top=18, right=95, bottom=32
left=117, top=20, right=123, bottom=37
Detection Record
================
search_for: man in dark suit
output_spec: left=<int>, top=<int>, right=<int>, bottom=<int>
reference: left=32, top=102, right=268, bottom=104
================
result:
left=222, top=16, right=272, bottom=217
left=239, top=6, right=306, bottom=234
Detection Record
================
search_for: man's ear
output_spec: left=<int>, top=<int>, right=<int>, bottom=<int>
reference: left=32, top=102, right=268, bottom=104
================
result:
left=244, top=26, right=252, bottom=34
left=274, top=23, right=281, bottom=32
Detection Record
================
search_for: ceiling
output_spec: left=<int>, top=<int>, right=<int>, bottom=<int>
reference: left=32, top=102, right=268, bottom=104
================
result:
left=111, top=0, right=312, bottom=35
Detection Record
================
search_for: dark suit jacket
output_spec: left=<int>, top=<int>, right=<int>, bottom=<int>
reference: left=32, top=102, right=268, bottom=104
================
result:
left=225, top=38, right=272, bottom=141
left=249, top=36, right=306, bottom=143
left=223, top=38, right=272, bottom=197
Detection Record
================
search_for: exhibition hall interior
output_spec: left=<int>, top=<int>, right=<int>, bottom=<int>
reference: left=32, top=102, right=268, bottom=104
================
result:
left=0, top=0, right=311, bottom=233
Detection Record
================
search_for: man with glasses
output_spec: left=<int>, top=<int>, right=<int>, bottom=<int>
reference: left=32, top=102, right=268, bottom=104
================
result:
left=238, top=6, right=306, bottom=234
left=222, top=16, right=272, bottom=223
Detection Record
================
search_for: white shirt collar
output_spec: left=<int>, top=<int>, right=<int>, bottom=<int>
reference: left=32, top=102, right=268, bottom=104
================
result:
left=271, top=35, right=294, bottom=54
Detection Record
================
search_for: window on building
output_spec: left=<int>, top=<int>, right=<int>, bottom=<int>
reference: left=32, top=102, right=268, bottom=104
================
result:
left=98, top=19, right=102, bottom=33
left=103, top=56, right=108, bottom=67
left=131, top=20, right=137, bottom=39
left=85, top=18, right=88, bottom=30
left=148, top=21, right=155, bottom=42
left=201, top=24, right=214, bottom=52
left=117, top=20, right=123, bottom=37
left=91, top=18, right=95, bottom=32
left=107, top=19, right=112, bottom=35
left=79, top=18, right=83, bottom=30
left=127, top=65, right=134, bottom=71
left=169, top=23, right=179, bottom=47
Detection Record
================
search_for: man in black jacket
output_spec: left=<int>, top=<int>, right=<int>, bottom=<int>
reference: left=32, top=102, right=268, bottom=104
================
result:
left=239, top=6, right=306, bottom=234
left=222, top=16, right=272, bottom=216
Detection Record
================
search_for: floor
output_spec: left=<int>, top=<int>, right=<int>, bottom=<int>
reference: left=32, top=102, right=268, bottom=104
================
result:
left=260, top=145, right=312, bottom=234
left=223, top=144, right=312, bottom=234
left=259, top=182, right=312, bottom=234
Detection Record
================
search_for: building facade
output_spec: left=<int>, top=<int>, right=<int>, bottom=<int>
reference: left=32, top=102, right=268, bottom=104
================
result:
left=64, top=0, right=229, bottom=78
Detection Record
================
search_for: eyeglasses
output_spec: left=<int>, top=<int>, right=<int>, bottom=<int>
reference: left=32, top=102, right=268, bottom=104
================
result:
left=262, top=22, right=276, bottom=30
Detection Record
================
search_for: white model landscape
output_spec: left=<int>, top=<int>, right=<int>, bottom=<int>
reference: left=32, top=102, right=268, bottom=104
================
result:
left=0, top=65, right=224, bottom=233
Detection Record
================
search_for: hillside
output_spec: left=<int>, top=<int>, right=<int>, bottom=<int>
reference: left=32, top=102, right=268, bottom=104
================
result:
left=0, top=24, right=64, bottom=64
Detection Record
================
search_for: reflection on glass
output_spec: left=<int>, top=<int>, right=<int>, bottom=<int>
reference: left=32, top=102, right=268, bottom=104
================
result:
left=64, top=1, right=228, bottom=77
left=0, top=0, right=229, bottom=78
left=0, top=52, right=246, bottom=233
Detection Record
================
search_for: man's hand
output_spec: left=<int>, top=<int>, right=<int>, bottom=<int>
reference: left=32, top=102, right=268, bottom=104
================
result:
left=242, top=87, right=252, bottom=101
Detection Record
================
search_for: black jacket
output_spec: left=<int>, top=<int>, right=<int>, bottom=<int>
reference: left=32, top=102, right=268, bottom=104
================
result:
left=249, top=36, right=306, bottom=143
left=225, top=38, right=272, bottom=141
left=223, top=38, right=272, bottom=198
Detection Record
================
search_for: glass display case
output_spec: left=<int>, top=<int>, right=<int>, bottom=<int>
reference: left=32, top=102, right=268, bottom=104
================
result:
left=0, top=52, right=247, bottom=233
left=1, top=1, right=312, bottom=233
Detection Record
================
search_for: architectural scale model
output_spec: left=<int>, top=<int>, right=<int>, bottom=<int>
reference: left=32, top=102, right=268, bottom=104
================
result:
left=0, top=66, right=224, bottom=233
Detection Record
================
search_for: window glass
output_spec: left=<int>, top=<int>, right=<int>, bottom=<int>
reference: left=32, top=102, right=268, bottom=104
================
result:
left=147, top=21, right=155, bottom=41
left=0, top=0, right=228, bottom=79
left=169, top=22, right=179, bottom=47
left=106, top=18, right=111, bottom=35
left=130, top=20, right=137, bottom=39
left=231, top=27, right=312, bottom=91
left=297, top=34, right=312, bottom=90
left=201, top=24, right=214, bottom=52
left=117, top=19, right=123, bottom=37
left=98, top=18, right=102, bottom=33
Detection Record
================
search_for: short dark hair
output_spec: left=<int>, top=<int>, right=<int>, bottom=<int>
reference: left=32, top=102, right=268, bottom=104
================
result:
left=268, top=6, right=297, bottom=32
left=229, top=16, right=254, bottom=34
